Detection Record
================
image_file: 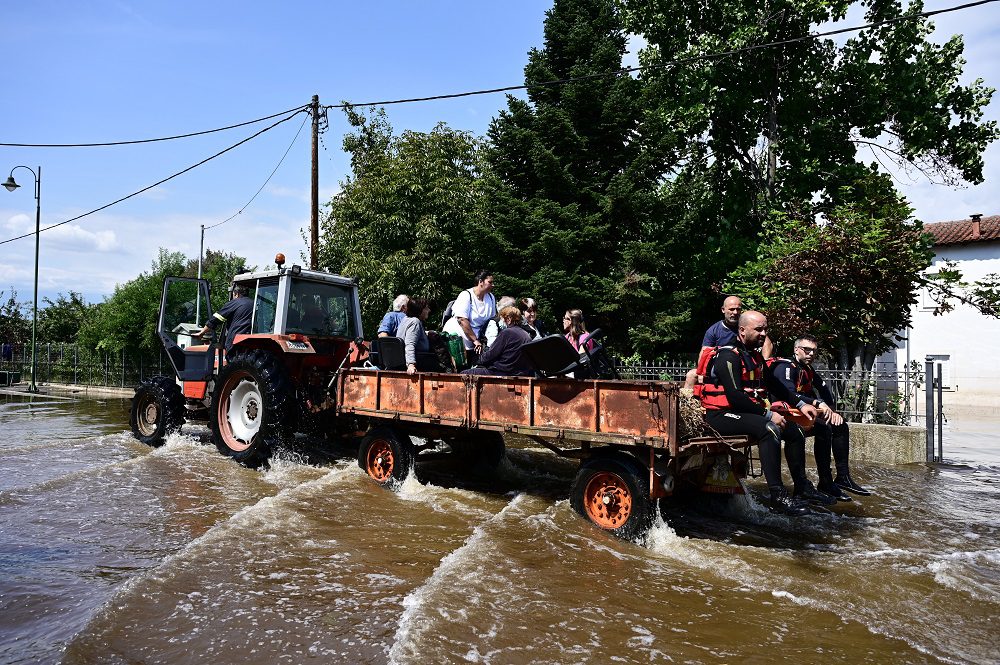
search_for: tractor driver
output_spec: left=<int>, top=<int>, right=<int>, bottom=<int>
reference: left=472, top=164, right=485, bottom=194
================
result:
left=198, top=283, right=253, bottom=351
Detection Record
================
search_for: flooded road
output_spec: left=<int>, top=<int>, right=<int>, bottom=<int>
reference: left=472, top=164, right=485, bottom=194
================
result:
left=1, top=391, right=998, bottom=664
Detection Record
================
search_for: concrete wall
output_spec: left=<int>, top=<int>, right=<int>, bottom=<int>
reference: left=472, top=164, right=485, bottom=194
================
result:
left=849, top=423, right=926, bottom=465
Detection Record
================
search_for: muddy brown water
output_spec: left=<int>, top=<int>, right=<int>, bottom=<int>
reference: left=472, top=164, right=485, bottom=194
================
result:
left=1, top=391, right=998, bottom=664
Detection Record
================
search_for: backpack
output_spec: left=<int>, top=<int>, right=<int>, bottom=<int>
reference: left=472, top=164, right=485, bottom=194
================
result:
left=440, top=299, right=457, bottom=329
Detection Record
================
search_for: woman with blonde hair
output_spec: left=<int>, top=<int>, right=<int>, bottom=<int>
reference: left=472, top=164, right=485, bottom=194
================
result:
left=461, top=306, right=534, bottom=377
left=563, top=309, right=595, bottom=353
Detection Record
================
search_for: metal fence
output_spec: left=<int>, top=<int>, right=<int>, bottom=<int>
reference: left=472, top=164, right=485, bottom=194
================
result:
left=0, top=342, right=166, bottom=390
left=614, top=358, right=924, bottom=426
left=1, top=342, right=924, bottom=425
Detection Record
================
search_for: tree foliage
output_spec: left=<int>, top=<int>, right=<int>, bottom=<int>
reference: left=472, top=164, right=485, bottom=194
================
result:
left=0, top=289, right=30, bottom=346
left=37, top=292, right=90, bottom=343
left=318, top=107, right=488, bottom=336
left=480, top=0, right=699, bottom=352
left=723, top=176, right=934, bottom=370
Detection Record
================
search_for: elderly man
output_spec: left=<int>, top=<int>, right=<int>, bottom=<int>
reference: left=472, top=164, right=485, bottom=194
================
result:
left=377, top=294, right=409, bottom=338
left=698, top=311, right=810, bottom=515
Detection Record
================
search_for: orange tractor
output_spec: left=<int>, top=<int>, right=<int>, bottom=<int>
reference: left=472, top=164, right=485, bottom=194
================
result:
left=129, top=257, right=365, bottom=467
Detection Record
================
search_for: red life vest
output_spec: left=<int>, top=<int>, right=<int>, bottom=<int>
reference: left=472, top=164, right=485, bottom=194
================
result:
left=698, top=345, right=767, bottom=411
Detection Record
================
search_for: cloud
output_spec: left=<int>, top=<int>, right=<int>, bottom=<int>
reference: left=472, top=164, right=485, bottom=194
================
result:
left=4, top=213, right=31, bottom=232
left=46, top=224, right=120, bottom=252
left=139, top=185, right=169, bottom=201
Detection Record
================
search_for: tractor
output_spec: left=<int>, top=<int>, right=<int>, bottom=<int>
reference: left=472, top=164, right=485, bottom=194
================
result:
left=129, top=255, right=364, bottom=467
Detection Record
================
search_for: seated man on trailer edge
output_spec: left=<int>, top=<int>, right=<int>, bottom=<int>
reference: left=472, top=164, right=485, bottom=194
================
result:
left=697, top=310, right=811, bottom=516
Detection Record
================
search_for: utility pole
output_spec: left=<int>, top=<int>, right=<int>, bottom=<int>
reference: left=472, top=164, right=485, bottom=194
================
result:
left=310, top=94, right=320, bottom=270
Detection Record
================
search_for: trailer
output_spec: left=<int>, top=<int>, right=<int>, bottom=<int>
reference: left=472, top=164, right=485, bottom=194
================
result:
left=338, top=369, right=753, bottom=539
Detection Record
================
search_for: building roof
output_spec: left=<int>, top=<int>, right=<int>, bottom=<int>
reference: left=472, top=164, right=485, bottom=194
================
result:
left=924, top=215, right=1000, bottom=246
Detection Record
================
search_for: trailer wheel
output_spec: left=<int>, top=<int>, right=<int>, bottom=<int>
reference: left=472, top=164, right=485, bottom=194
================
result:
left=358, top=427, right=414, bottom=487
left=570, top=456, right=656, bottom=540
left=130, top=376, right=184, bottom=446
left=210, top=349, right=292, bottom=468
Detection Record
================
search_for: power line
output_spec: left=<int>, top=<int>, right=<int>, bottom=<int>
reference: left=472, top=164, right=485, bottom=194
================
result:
left=205, top=112, right=309, bottom=230
left=0, top=104, right=309, bottom=148
left=0, top=109, right=307, bottom=247
left=325, top=0, right=997, bottom=110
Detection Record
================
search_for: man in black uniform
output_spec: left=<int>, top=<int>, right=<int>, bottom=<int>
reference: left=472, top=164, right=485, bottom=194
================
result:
left=698, top=310, right=811, bottom=515
left=198, top=283, right=253, bottom=351
left=769, top=335, right=871, bottom=500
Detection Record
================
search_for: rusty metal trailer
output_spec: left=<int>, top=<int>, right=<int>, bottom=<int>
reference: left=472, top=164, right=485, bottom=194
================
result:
left=337, top=368, right=753, bottom=539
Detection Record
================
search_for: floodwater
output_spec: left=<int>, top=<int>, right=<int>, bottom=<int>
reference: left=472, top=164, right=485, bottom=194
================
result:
left=1, top=391, right=998, bottom=665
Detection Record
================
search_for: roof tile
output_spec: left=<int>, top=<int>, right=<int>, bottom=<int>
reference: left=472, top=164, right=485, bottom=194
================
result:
left=924, top=215, right=1000, bottom=246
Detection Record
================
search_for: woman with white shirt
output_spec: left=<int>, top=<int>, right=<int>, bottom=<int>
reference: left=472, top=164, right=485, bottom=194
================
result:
left=442, top=269, right=497, bottom=362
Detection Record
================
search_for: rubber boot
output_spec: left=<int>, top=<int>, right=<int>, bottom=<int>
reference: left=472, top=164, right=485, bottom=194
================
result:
left=832, top=423, right=871, bottom=496
left=770, top=487, right=811, bottom=516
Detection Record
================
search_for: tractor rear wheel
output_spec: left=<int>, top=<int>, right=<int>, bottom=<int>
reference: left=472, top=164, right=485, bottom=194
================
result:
left=210, top=348, right=292, bottom=468
left=358, top=427, right=414, bottom=487
left=570, top=455, right=656, bottom=540
left=130, top=376, right=184, bottom=446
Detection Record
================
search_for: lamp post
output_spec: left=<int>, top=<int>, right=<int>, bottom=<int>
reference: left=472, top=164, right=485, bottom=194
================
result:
left=3, top=165, right=41, bottom=393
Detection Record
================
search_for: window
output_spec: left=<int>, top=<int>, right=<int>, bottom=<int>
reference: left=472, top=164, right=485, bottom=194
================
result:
left=252, top=279, right=279, bottom=334
left=286, top=280, right=356, bottom=338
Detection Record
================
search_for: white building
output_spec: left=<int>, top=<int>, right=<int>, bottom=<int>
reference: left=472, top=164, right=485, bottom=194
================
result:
left=881, top=214, right=1000, bottom=419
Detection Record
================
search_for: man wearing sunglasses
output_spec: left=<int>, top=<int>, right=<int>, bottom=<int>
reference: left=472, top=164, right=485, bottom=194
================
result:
left=774, top=335, right=872, bottom=499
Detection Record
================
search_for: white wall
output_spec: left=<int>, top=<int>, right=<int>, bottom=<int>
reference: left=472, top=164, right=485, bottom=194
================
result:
left=883, top=241, right=1000, bottom=417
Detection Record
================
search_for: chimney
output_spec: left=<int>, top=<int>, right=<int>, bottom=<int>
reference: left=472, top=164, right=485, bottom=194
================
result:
left=970, top=213, right=982, bottom=241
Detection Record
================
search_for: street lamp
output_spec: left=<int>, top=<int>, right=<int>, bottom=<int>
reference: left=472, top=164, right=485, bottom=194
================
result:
left=3, top=165, right=41, bottom=393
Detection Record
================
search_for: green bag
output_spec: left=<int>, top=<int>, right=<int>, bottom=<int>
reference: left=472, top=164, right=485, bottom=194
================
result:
left=443, top=333, right=467, bottom=371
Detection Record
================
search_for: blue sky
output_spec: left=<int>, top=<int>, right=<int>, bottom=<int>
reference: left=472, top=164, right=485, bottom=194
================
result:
left=1, top=0, right=997, bottom=306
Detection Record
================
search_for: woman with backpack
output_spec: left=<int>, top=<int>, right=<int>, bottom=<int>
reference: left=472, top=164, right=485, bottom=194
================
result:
left=442, top=269, right=497, bottom=363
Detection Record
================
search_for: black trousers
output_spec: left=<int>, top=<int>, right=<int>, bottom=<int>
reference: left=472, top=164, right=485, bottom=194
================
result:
left=705, top=410, right=806, bottom=494
left=810, top=420, right=850, bottom=482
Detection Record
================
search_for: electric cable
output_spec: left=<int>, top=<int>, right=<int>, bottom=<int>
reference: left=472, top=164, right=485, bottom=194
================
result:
left=324, top=0, right=997, bottom=109
left=0, top=109, right=307, bottom=246
left=0, top=104, right=309, bottom=148
left=205, top=112, right=309, bottom=230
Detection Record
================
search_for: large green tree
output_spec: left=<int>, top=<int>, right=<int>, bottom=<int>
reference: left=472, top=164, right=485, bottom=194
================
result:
left=0, top=289, right=30, bottom=348
left=620, top=0, right=997, bottom=354
left=623, top=0, right=997, bottom=205
left=724, top=175, right=934, bottom=371
left=318, top=107, right=488, bottom=336
left=481, top=0, right=688, bottom=353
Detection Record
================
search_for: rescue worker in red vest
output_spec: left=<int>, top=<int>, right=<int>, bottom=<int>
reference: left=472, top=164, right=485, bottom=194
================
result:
left=770, top=335, right=871, bottom=499
left=699, top=311, right=810, bottom=515
left=765, top=356, right=838, bottom=507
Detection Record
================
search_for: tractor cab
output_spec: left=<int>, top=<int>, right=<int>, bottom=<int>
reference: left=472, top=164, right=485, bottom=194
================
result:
left=156, top=258, right=363, bottom=397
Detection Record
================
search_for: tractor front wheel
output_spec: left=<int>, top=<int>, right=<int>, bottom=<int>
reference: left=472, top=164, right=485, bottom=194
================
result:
left=130, top=376, right=184, bottom=446
left=570, top=456, right=656, bottom=540
left=210, top=349, right=292, bottom=468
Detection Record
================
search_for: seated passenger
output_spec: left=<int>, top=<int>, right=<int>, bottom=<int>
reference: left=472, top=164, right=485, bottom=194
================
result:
left=484, top=295, right=517, bottom=347
left=520, top=298, right=546, bottom=339
left=563, top=309, right=595, bottom=353
left=378, top=294, right=409, bottom=338
left=461, top=306, right=534, bottom=377
left=396, top=298, right=439, bottom=374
